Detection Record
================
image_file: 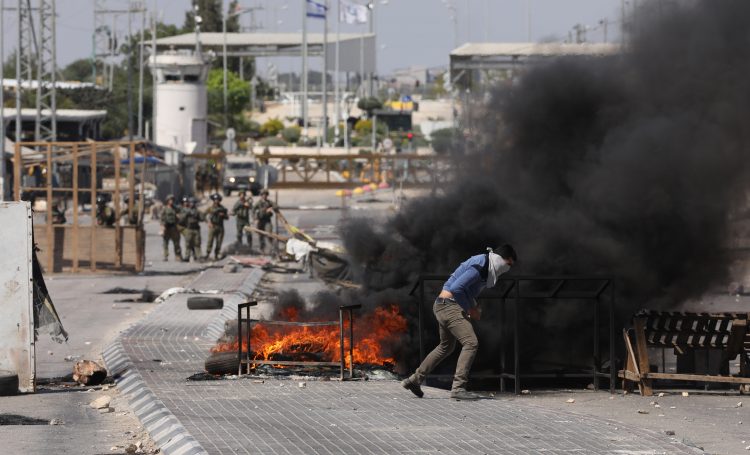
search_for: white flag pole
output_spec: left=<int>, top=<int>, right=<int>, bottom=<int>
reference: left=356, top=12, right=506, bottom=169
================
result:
left=322, top=0, right=328, bottom=146
left=334, top=0, right=341, bottom=145
left=302, top=0, right=309, bottom=137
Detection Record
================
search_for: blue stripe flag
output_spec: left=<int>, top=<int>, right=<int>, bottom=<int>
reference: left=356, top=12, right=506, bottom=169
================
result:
left=306, top=0, right=327, bottom=19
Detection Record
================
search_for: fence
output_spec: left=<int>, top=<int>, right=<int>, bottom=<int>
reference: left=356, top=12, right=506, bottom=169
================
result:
left=259, top=153, right=457, bottom=189
left=13, top=141, right=146, bottom=273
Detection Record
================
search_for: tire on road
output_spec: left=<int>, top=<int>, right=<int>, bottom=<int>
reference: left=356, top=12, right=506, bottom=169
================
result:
left=187, top=296, right=224, bottom=310
left=0, top=370, right=19, bottom=396
left=205, top=351, right=240, bottom=376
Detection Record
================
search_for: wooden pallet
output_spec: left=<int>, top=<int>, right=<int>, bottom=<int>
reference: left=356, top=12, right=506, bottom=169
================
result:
left=619, top=311, right=750, bottom=396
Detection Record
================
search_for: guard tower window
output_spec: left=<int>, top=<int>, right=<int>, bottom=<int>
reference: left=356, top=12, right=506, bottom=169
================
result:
left=165, top=74, right=180, bottom=82
left=184, top=75, right=199, bottom=82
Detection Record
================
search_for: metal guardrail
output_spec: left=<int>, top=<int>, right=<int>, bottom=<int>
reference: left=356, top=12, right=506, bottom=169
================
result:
left=410, top=275, right=616, bottom=394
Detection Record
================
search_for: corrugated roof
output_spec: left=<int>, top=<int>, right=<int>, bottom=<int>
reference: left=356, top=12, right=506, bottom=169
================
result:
left=450, top=42, right=619, bottom=57
left=154, top=32, right=374, bottom=48
left=1, top=108, right=107, bottom=121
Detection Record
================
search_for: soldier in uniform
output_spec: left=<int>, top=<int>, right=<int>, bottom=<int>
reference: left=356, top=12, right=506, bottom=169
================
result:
left=231, top=190, right=253, bottom=250
left=160, top=195, right=182, bottom=261
left=181, top=197, right=204, bottom=262
left=96, top=195, right=116, bottom=227
left=120, top=193, right=141, bottom=226
left=177, top=196, right=190, bottom=257
left=204, top=193, right=229, bottom=260
left=51, top=199, right=67, bottom=224
left=253, top=189, right=276, bottom=253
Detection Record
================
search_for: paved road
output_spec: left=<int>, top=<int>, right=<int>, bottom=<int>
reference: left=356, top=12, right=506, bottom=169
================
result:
left=110, top=264, right=698, bottom=455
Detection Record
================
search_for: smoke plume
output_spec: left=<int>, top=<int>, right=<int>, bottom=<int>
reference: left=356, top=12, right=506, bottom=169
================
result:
left=343, top=0, right=750, bottom=311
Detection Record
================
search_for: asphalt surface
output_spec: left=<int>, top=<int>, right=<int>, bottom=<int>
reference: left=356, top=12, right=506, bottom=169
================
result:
left=8, top=188, right=750, bottom=454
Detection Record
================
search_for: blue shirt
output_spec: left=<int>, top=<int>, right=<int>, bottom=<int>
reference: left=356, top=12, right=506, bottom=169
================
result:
left=443, top=254, right=487, bottom=311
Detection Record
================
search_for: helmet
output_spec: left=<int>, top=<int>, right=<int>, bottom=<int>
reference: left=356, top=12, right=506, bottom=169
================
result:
left=210, top=193, right=222, bottom=201
left=166, top=194, right=175, bottom=202
left=96, top=194, right=107, bottom=204
left=260, top=189, right=269, bottom=196
left=181, top=196, right=189, bottom=203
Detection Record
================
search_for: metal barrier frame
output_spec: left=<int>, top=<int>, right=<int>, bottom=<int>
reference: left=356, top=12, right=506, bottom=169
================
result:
left=237, top=302, right=362, bottom=380
left=410, top=275, right=616, bottom=394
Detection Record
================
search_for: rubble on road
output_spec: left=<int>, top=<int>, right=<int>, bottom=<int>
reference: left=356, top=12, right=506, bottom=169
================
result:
left=90, top=396, right=112, bottom=409
left=74, top=360, right=107, bottom=385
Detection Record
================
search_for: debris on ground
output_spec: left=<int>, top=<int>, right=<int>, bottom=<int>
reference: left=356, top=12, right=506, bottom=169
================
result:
left=521, top=389, right=531, bottom=395
left=736, top=402, right=743, bottom=408
left=74, top=360, right=107, bottom=385
left=665, top=430, right=675, bottom=435
left=682, top=391, right=690, bottom=397
left=90, top=395, right=112, bottom=409
left=637, top=409, right=650, bottom=414
left=566, top=398, right=575, bottom=404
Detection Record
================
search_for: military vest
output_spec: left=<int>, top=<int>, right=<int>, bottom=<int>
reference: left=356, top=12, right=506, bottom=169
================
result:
left=162, top=206, right=178, bottom=225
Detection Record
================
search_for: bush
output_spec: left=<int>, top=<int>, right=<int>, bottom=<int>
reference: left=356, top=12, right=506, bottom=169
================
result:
left=357, top=97, right=383, bottom=117
left=354, top=119, right=372, bottom=136
left=260, top=118, right=284, bottom=137
left=259, top=137, right=287, bottom=147
left=430, top=127, right=460, bottom=154
left=281, top=126, right=302, bottom=144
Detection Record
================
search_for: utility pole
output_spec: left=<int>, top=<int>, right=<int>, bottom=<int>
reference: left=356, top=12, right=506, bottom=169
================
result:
left=334, top=0, right=340, bottom=145
left=127, top=4, right=133, bottom=141
left=138, top=3, right=145, bottom=137
left=35, top=0, right=57, bottom=142
left=301, top=0, right=308, bottom=137
left=322, top=0, right=328, bottom=144
left=368, top=0, right=375, bottom=98
left=16, top=0, right=36, bottom=144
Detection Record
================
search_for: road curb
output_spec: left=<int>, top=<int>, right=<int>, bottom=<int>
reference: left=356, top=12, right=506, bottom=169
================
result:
left=102, top=341, right=206, bottom=455
left=102, top=267, right=264, bottom=455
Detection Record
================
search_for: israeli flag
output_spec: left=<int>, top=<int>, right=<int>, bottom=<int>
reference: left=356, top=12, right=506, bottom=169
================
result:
left=306, top=0, right=328, bottom=19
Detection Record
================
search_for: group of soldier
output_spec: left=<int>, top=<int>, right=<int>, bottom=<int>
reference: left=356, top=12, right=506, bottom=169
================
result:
left=160, top=189, right=276, bottom=262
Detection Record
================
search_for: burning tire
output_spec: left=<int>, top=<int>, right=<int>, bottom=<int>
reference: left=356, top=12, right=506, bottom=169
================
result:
left=187, top=296, right=224, bottom=310
left=0, top=371, right=19, bottom=396
left=205, top=351, right=240, bottom=375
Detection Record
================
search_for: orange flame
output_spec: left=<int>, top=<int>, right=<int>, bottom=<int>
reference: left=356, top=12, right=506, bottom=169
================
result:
left=211, top=305, right=407, bottom=368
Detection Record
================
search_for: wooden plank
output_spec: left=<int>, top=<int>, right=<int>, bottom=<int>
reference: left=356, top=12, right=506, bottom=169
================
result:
left=72, top=144, right=80, bottom=272
left=622, top=329, right=639, bottom=393
left=90, top=143, right=97, bottom=272
left=634, top=317, right=654, bottom=396
left=114, top=146, right=122, bottom=268
left=727, top=320, right=747, bottom=356
left=643, top=372, right=750, bottom=384
left=618, top=370, right=641, bottom=382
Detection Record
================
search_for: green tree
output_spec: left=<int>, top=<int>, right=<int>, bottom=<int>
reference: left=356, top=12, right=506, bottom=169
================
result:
left=207, top=68, right=249, bottom=118
left=357, top=97, right=382, bottom=117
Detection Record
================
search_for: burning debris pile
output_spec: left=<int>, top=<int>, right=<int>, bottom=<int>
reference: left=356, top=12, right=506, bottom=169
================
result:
left=209, top=290, right=407, bottom=375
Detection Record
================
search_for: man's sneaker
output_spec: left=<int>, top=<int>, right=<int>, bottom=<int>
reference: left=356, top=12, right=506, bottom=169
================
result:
left=401, top=379, right=424, bottom=398
left=450, top=390, right=482, bottom=401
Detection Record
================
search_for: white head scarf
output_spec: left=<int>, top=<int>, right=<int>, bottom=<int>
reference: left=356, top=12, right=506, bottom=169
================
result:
left=487, top=248, right=510, bottom=288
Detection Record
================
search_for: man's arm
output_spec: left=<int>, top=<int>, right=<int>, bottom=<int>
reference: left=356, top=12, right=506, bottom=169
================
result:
left=448, top=266, right=482, bottom=310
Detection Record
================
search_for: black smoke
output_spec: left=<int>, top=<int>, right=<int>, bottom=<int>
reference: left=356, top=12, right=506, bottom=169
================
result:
left=343, top=0, right=750, bottom=310
left=339, top=1, right=750, bottom=376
